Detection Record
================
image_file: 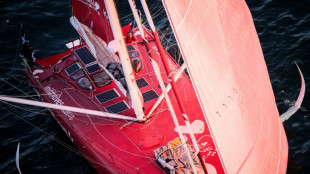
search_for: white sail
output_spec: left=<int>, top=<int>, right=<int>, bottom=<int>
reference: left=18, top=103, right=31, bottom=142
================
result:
left=161, top=0, right=288, bottom=173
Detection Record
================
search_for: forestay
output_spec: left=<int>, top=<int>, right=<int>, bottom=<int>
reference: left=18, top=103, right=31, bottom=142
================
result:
left=161, top=0, right=288, bottom=173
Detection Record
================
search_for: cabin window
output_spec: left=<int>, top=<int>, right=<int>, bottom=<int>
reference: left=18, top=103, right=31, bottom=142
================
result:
left=93, top=71, right=111, bottom=88
left=128, top=51, right=139, bottom=58
left=78, top=77, right=92, bottom=90
left=131, top=58, right=143, bottom=73
left=70, top=69, right=85, bottom=80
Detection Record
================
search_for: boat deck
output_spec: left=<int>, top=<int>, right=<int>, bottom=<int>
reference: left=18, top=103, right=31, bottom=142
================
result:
left=26, top=27, right=225, bottom=173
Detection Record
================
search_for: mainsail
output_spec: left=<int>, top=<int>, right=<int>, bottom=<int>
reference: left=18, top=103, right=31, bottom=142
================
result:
left=162, top=0, right=288, bottom=173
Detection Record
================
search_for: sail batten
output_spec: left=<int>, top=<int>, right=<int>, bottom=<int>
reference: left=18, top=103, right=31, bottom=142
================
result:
left=162, top=0, right=288, bottom=173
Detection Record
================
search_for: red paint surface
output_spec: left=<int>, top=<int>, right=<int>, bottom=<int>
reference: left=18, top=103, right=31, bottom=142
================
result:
left=27, top=27, right=224, bottom=173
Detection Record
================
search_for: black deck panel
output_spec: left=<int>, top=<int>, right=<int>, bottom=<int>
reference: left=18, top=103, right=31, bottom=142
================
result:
left=96, top=89, right=119, bottom=103
left=142, top=90, right=159, bottom=102
left=86, top=64, right=101, bottom=74
left=126, top=45, right=136, bottom=51
left=75, top=47, right=96, bottom=65
left=105, top=101, right=129, bottom=113
left=136, top=78, right=149, bottom=89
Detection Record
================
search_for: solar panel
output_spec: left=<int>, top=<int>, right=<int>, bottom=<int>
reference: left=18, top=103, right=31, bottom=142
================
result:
left=65, top=63, right=81, bottom=76
left=136, top=78, right=149, bottom=89
left=75, top=47, right=96, bottom=65
left=105, top=101, right=129, bottom=113
left=126, top=45, right=136, bottom=51
left=96, top=89, right=119, bottom=103
left=142, top=90, right=159, bottom=102
left=86, top=64, right=101, bottom=74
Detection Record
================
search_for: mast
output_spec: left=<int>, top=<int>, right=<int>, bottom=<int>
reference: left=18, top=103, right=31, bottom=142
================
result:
left=128, top=0, right=198, bottom=173
left=139, top=0, right=208, bottom=173
left=104, top=0, right=145, bottom=121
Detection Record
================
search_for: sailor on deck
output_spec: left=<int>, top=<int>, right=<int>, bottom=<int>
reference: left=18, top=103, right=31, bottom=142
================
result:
left=126, top=31, right=137, bottom=43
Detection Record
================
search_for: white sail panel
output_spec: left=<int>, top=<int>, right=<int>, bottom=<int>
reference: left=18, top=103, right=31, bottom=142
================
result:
left=162, top=0, right=288, bottom=173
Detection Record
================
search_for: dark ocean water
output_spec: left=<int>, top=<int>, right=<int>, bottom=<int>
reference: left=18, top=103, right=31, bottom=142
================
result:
left=0, top=0, right=309, bottom=173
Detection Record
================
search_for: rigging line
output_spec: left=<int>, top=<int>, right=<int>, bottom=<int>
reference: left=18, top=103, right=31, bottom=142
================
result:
left=0, top=95, right=138, bottom=121
left=164, top=33, right=174, bottom=48
left=159, top=26, right=170, bottom=43
left=113, top=122, right=164, bottom=171
left=62, top=88, right=128, bottom=124
left=64, top=91, right=151, bottom=158
left=0, top=73, right=26, bottom=85
left=120, top=13, right=133, bottom=21
left=150, top=7, right=165, bottom=21
left=9, top=20, right=22, bottom=76
left=122, top=103, right=168, bottom=130
left=85, top=111, right=152, bottom=158
left=111, top=133, right=155, bottom=166
left=0, top=77, right=37, bottom=101
left=165, top=43, right=177, bottom=50
left=92, top=143, right=142, bottom=174
left=2, top=100, right=124, bottom=126
left=28, top=41, right=72, bottom=51
left=0, top=66, right=25, bottom=71
left=1, top=100, right=47, bottom=113
left=91, top=140, right=147, bottom=173
left=63, top=87, right=113, bottom=117
left=57, top=69, right=132, bottom=118
left=0, top=106, right=123, bottom=172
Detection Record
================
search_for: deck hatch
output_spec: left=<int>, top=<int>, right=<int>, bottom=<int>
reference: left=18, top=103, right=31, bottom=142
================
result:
left=65, top=62, right=81, bottom=76
left=86, top=64, right=101, bottom=74
left=142, top=90, right=159, bottom=102
left=96, top=89, right=119, bottom=103
left=75, top=47, right=96, bottom=65
left=105, top=101, right=129, bottom=113
left=136, top=78, right=149, bottom=89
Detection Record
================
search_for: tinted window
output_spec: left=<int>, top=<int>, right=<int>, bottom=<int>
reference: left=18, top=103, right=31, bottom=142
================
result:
left=78, top=77, right=92, bottom=90
left=71, top=69, right=85, bottom=80
left=129, top=51, right=139, bottom=58
left=131, top=58, right=143, bottom=73
left=93, top=71, right=111, bottom=88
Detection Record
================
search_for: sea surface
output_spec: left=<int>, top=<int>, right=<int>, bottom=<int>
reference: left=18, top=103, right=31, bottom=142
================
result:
left=0, top=0, right=309, bottom=173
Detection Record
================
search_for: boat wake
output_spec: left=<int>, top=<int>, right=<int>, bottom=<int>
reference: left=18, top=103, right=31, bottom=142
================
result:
left=280, top=64, right=306, bottom=122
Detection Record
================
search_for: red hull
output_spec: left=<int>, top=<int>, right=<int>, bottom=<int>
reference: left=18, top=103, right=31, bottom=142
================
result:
left=26, top=27, right=225, bottom=173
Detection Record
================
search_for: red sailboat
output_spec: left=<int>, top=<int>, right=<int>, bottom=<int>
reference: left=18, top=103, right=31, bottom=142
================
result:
left=1, top=0, right=292, bottom=173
